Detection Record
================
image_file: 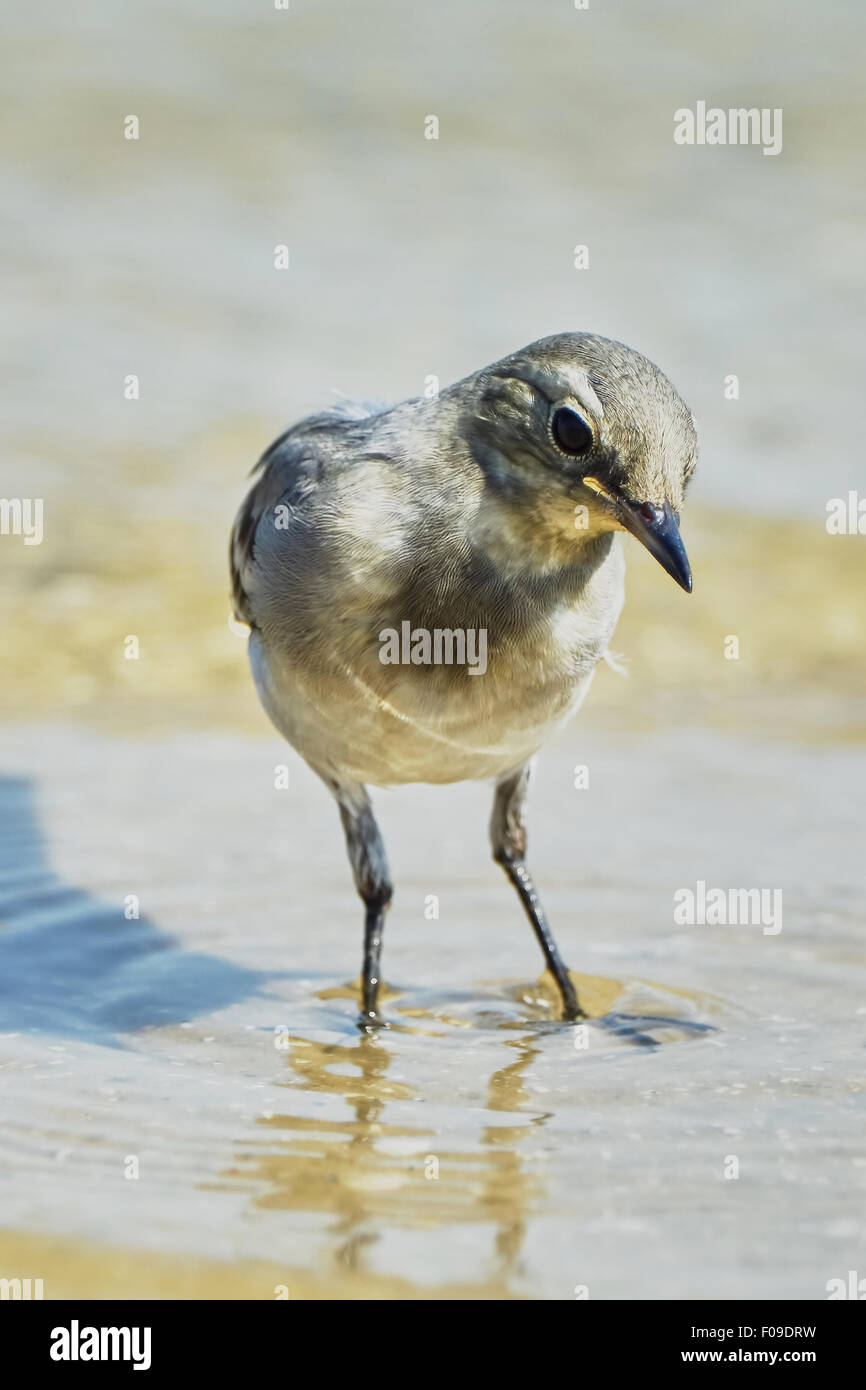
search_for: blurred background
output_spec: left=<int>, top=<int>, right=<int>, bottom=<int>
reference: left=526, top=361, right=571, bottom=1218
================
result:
left=3, top=0, right=865, bottom=732
left=0, top=0, right=864, bottom=1300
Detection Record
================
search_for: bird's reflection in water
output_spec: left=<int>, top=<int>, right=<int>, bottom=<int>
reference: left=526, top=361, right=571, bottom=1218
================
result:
left=228, top=1027, right=547, bottom=1285
left=218, top=974, right=716, bottom=1286
left=480, top=1034, right=547, bottom=1279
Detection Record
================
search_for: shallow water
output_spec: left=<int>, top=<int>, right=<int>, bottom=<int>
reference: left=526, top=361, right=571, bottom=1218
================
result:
left=0, top=722, right=863, bottom=1298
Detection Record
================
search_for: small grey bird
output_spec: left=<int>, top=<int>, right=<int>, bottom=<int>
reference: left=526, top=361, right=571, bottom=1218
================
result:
left=231, top=333, right=697, bottom=1026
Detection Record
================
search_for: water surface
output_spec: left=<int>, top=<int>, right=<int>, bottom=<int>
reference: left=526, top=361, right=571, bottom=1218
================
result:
left=0, top=723, right=862, bottom=1298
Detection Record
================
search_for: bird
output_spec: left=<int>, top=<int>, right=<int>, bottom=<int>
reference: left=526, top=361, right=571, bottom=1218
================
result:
left=230, top=332, right=697, bottom=1027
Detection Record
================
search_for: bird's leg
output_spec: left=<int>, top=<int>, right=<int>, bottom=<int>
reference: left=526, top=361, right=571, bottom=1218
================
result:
left=331, top=779, right=393, bottom=1028
left=490, top=762, right=584, bottom=1022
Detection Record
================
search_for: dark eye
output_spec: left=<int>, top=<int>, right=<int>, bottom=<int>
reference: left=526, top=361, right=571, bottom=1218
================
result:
left=552, top=407, right=594, bottom=456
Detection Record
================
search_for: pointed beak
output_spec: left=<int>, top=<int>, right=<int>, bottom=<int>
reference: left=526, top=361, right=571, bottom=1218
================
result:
left=618, top=498, right=692, bottom=593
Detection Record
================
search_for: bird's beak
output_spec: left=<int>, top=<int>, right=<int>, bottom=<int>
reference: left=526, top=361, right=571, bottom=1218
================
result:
left=583, top=478, right=692, bottom=593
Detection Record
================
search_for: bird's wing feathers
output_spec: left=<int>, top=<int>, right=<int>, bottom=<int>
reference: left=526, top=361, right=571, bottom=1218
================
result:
left=229, top=400, right=391, bottom=626
left=229, top=441, right=301, bottom=625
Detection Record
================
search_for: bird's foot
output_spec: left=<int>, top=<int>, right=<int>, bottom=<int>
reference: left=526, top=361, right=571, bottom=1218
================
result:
left=555, top=976, right=585, bottom=1023
left=562, top=1003, right=589, bottom=1024
left=357, top=1007, right=390, bottom=1034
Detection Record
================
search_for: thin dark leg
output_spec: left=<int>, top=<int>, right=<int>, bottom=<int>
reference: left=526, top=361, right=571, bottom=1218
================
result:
left=490, top=763, right=584, bottom=1022
left=329, top=778, right=393, bottom=1027
left=362, top=900, right=387, bottom=1022
left=494, top=853, right=582, bottom=1019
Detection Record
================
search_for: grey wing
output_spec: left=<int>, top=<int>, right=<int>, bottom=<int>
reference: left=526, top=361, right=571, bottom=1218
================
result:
left=229, top=399, right=391, bottom=626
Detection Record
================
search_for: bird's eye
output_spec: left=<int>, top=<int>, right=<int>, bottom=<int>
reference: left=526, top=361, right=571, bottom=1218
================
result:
left=551, top=407, right=594, bottom=456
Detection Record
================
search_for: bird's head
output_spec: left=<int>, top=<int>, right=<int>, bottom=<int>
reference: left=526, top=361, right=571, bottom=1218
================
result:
left=459, top=332, right=697, bottom=591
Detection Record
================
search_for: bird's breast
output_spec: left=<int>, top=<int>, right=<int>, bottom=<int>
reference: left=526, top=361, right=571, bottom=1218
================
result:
left=251, top=536, right=625, bottom=786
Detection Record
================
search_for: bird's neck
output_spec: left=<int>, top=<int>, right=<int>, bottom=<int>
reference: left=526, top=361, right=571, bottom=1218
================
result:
left=469, top=484, right=618, bottom=591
